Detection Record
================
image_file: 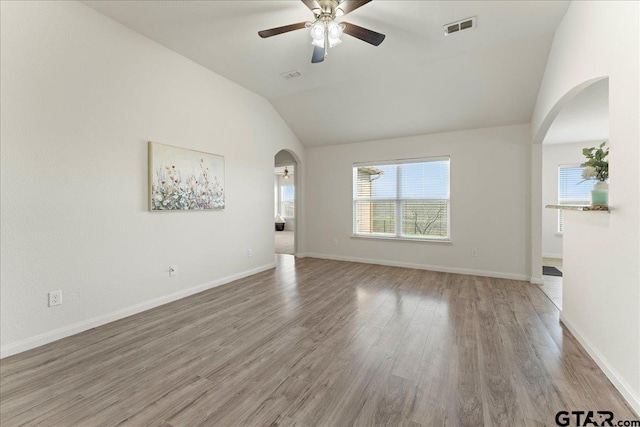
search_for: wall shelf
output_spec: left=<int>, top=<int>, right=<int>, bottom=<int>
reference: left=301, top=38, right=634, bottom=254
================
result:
left=546, top=204, right=610, bottom=212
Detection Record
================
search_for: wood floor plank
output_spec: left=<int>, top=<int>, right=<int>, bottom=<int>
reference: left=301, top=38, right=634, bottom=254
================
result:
left=1, top=256, right=637, bottom=426
left=410, top=281, right=456, bottom=426
left=352, top=372, right=417, bottom=427
left=473, top=279, right=527, bottom=427
left=447, top=275, right=484, bottom=427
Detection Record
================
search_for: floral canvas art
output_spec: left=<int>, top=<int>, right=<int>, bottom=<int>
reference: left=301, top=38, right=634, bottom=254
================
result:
left=149, top=142, right=225, bottom=211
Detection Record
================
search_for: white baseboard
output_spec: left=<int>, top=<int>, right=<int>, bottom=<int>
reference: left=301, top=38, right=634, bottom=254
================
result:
left=530, top=276, right=544, bottom=285
left=305, top=253, right=530, bottom=282
left=0, top=263, right=276, bottom=359
left=542, top=253, right=563, bottom=259
left=560, top=313, right=640, bottom=417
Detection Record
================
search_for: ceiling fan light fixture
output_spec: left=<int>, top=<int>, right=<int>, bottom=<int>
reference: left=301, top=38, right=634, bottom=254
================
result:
left=328, top=37, right=342, bottom=48
left=310, top=21, right=325, bottom=41
left=328, top=20, right=343, bottom=40
left=311, top=20, right=343, bottom=49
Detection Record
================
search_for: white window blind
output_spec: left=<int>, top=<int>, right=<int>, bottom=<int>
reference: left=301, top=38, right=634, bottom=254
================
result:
left=281, top=185, right=294, bottom=217
left=557, top=165, right=595, bottom=233
left=353, top=157, right=450, bottom=240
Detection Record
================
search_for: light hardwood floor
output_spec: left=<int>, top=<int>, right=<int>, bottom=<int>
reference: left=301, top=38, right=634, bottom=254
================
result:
left=1, top=256, right=636, bottom=426
left=540, top=258, right=563, bottom=309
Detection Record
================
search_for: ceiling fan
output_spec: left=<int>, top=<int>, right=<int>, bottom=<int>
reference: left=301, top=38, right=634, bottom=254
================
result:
left=258, top=0, right=385, bottom=64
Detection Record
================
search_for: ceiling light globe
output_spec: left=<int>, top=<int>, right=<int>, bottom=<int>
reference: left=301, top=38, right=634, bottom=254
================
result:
left=327, top=20, right=343, bottom=39
left=310, top=21, right=324, bottom=41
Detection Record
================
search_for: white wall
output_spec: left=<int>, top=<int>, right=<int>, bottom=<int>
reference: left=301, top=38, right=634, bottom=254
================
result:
left=532, top=1, right=640, bottom=414
left=305, top=124, right=531, bottom=280
left=530, top=143, right=543, bottom=284
left=274, top=175, right=279, bottom=217
left=0, top=1, right=305, bottom=357
left=541, top=142, right=588, bottom=258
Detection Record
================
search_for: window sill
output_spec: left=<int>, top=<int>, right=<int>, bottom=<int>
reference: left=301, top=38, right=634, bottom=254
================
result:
left=546, top=204, right=610, bottom=212
left=351, top=234, right=452, bottom=244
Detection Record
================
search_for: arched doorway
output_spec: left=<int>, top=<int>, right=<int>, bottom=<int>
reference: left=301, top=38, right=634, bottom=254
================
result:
left=534, top=77, right=609, bottom=309
left=274, top=149, right=300, bottom=256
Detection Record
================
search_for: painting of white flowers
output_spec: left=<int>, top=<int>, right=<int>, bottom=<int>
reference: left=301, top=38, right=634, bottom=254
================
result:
left=149, top=142, right=225, bottom=211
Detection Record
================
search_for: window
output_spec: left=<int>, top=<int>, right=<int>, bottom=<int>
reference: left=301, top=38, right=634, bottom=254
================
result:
left=557, top=165, right=596, bottom=233
left=353, top=157, right=450, bottom=241
left=281, top=184, right=295, bottom=218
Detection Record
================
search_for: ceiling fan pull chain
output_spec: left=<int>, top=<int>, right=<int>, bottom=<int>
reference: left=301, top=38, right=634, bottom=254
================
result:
left=324, top=21, right=329, bottom=57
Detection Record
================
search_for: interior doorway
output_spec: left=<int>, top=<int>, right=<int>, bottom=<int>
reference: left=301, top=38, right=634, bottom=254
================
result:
left=538, top=78, right=609, bottom=310
left=274, top=150, right=298, bottom=255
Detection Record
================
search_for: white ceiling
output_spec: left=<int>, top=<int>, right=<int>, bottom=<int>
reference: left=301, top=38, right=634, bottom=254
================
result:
left=543, top=79, right=609, bottom=145
left=83, top=0, right=570, bottom=147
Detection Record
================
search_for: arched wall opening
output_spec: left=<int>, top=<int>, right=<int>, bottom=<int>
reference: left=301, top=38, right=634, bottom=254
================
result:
left=530, top=77, right=609, bottom=286
left=532, top=77, right=609, bottom=309
left=274, top=149, right=302, bottom=256
left=533, top=77, right=608, bottom=145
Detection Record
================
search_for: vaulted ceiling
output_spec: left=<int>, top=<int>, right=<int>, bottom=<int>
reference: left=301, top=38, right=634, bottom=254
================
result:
left=84, top=1, right=570, bottom=147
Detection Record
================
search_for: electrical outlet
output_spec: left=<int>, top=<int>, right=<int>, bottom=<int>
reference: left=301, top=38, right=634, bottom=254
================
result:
left=471, top=248, right=478, bottom=257
left=169, top=265, right=177, bottom=277
left=48, top=290, right=62, bottom=307
left=333, top=238, right=339, bottom=246
left=247, top=249, right=253, bottom=258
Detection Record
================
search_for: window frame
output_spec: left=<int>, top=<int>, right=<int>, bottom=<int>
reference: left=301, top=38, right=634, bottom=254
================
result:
left=352, top=156, right=451, bottom=243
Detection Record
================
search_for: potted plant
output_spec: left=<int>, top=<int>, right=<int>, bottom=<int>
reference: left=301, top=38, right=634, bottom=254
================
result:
left=581, top=141, right=609, bottom=206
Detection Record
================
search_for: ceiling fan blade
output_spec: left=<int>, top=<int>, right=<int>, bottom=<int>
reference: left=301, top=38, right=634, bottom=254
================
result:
left=311, top=45, right=325, bottom=63
left=258, top=22, right=307, bottom=38
left=336, top=0, right=372, bottom=16
left=342, top=22, right=385, bottom=46
left=300, top=0, right=320, bottom=13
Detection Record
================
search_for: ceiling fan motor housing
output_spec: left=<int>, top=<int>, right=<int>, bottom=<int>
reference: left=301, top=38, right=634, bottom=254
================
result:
left=316, top=0, right=342, bottom=20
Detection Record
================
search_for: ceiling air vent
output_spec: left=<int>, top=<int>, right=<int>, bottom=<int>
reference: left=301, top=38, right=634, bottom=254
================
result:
left=444, top=17, right=476, bottom=36
left=279, top=69, right=302, bottom=80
